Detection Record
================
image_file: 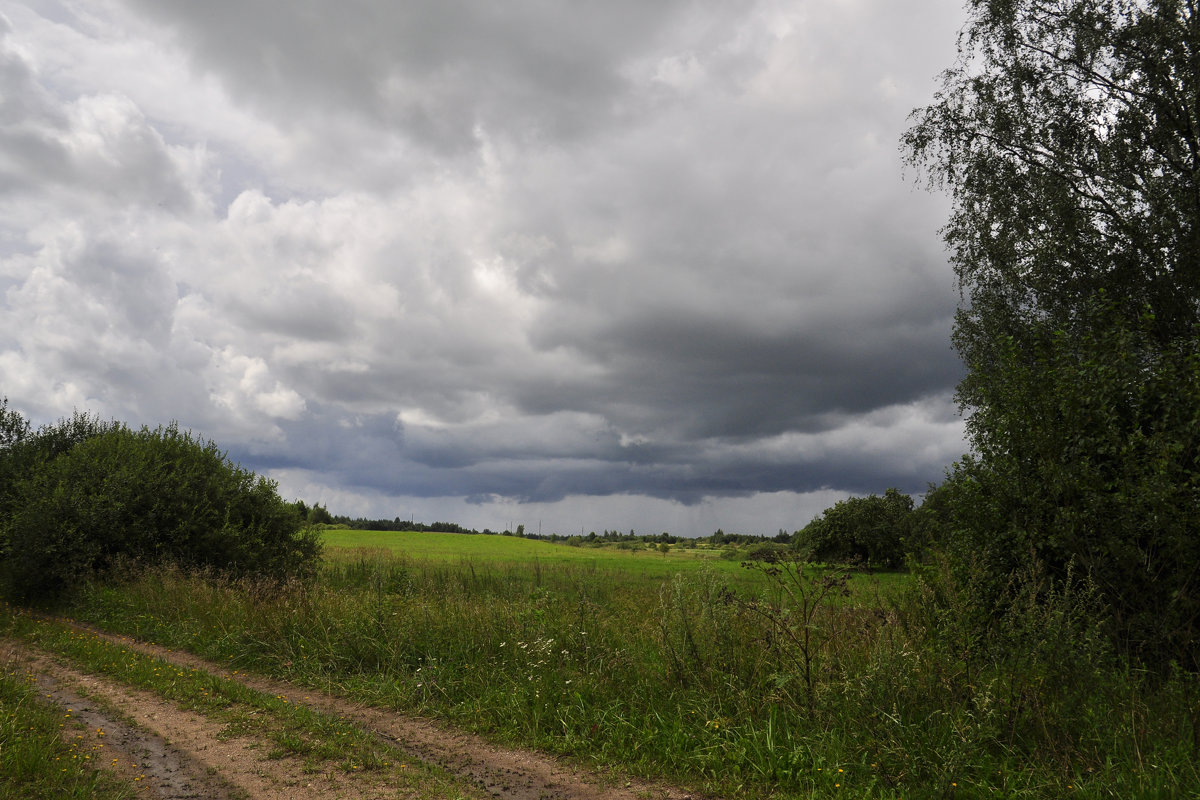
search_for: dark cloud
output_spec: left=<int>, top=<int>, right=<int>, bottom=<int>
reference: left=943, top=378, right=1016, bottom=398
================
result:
left=519, top=310, right=961, bottom=437
left=118, top=0, right=705, bottom=151
left=0, top=1, right=970, bottom=534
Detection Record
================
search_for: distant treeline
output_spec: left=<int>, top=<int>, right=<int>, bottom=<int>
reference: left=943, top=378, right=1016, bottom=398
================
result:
left=333, top=516, right=474, bottom=534
left=291, top=502, right=475, bottom=534
left=294, top=501, right=803, bottom=546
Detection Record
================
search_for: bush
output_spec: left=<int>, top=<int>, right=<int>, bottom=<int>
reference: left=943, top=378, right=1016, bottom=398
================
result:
left=0, top=420, right=320, bottom=602
left=738, top=542, right=791, bottom=562
left=795, top=488, right=914, bottom=569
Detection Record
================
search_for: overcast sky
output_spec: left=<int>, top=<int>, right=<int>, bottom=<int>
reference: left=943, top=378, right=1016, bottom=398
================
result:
left=1, top=0, right=969, bottom=536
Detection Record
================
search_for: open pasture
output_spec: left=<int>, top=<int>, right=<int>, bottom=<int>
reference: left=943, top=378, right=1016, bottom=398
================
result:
left=321, top=528, right=721, bottom=567
left=319, top=529, right=909, bottom=601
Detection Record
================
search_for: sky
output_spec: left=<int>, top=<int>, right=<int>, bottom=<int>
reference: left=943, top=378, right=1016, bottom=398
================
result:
left=0, top=0, right=970, bottom=537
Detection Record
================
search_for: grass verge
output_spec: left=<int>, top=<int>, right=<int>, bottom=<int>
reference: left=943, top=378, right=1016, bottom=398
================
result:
left=0, top=656, right=136, bottom=800
left=25, top=553, right=1200, bottom=799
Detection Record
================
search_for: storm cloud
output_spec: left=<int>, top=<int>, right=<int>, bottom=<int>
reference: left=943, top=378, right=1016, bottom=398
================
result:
left=0, top=0, right=967, bottom=534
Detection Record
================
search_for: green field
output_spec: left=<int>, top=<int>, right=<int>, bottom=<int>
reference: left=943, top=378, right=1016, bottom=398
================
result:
left=322, top=528, right=725, bottom=566
left=319, top=529, right=914, bottom=609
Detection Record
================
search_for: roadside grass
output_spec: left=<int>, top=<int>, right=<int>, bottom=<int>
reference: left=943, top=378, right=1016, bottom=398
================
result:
left=0, top=656, right=135, bottom=800
left=36, top=544, right=1200, bottom=800
left=0, top=606, right=479, bottom=799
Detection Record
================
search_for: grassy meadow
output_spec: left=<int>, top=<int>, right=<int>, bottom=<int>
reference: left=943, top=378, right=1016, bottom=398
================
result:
left=321, top=527, right=732, bottom=570
left=6, top=530, right=1199, bottom=799
left=318, top=529, right=910, bottom=600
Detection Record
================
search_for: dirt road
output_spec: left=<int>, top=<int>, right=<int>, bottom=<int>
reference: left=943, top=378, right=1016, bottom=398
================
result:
left=3, top=620, right=707, bottom=800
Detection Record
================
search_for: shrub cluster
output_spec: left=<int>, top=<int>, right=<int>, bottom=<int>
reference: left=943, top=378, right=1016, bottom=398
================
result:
left=794, top=488, right=914, bottom=569
left=0, top=400, right=320, bottom=602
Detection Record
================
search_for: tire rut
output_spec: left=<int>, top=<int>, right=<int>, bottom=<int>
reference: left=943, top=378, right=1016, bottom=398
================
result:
left=12, top=615, right=712, bottom=800
left=25, top=664, right=238, bottom=799
left=2, top=638, right=473, bottom=800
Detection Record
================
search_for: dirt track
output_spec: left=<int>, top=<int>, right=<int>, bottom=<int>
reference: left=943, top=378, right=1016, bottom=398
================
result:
left=3, top=620, right=709, bottom=800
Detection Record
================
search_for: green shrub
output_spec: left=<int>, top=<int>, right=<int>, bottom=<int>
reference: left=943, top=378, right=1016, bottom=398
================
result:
left=738, top=542, right=790, bottom=562
left=795, top=489, right=913, bottom=569
left=0, top=421, right=319, bottom=602
left=0, top=408, right=110, bottom=535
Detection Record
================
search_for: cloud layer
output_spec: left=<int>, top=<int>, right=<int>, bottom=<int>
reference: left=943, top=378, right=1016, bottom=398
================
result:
left=0, top=0, right=966, bottom=534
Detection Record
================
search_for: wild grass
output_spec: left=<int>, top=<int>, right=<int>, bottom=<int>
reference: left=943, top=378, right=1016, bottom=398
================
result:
left=41, top=541, right=1200, bottom=799
left=0, top=654, right=136, bottom=800
left=319, top=531, right=911, bottom=602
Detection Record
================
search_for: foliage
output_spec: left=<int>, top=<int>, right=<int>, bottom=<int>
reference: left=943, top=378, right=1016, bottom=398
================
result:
left=56, top=553, right=1200, bottom=798
left=904, top=0, right=1200, bottom=335
left=737, top=541, right=793, bottom=562
left=0, top=397, right=29, bottom=452
left=294, top=500, right=335, bottom=525
left=0, top=399, right=30, bottom=533
left=930, top=301, right=1200, bottom=664
left=795, top=489, right=914, bottom=568
left=0, top=408, right=111, bottom=530
left=904, top=0, right=1200, bottom=667
left=0, top=414, right=320, bottom=602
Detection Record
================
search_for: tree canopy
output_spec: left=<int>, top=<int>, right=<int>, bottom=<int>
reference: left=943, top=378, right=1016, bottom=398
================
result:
left=904, top=0, right=1200, bottom=667
left=905, top=0, right=1200, bottom=336
left=796, top=489, right=915, bottom=569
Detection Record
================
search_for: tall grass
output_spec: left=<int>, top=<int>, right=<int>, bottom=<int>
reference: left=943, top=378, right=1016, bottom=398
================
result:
left=63, top=550, right=1200, bottom=799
